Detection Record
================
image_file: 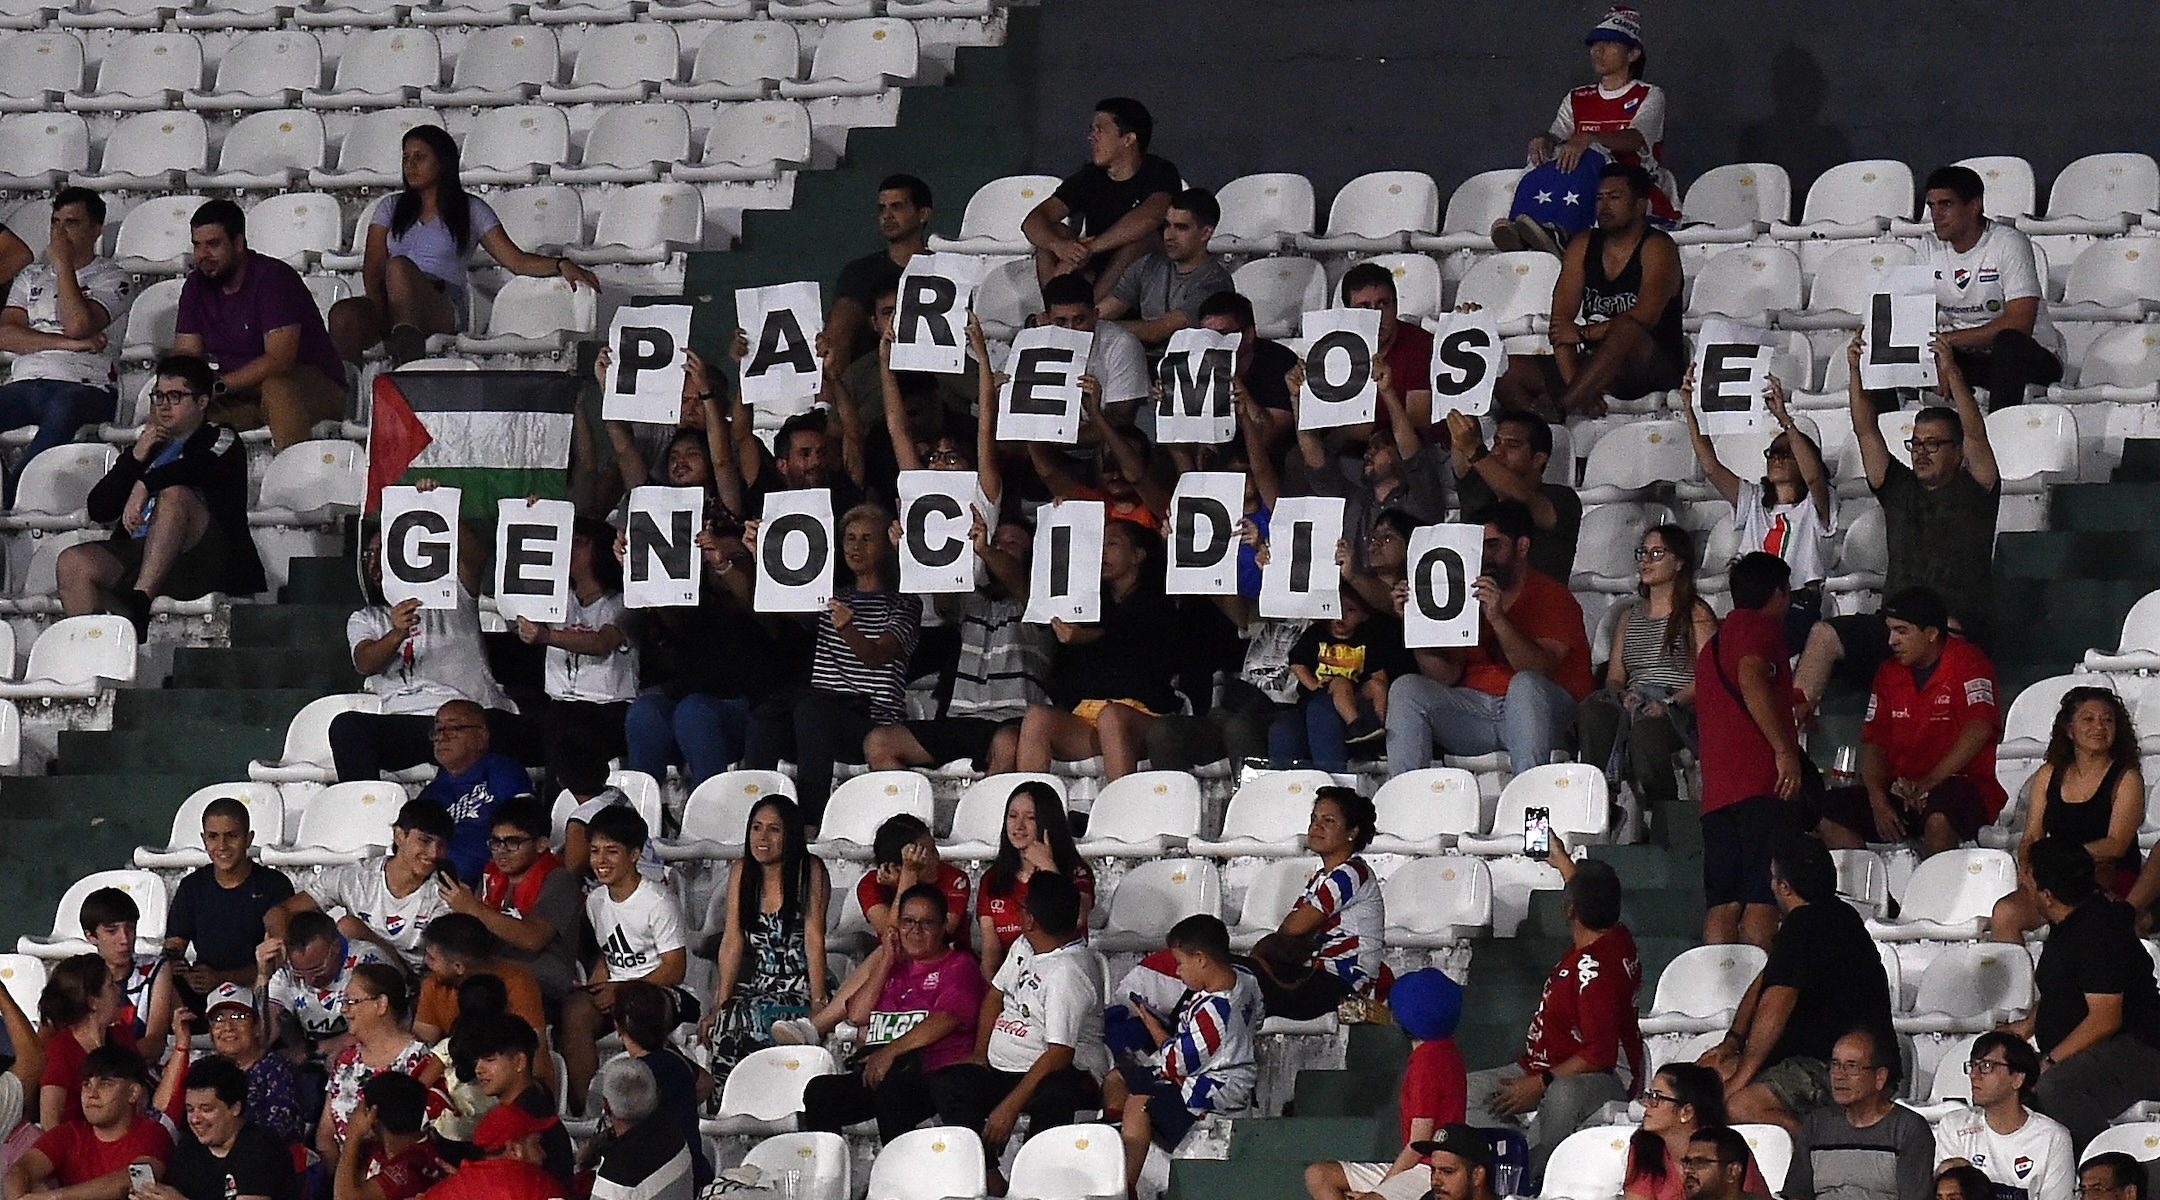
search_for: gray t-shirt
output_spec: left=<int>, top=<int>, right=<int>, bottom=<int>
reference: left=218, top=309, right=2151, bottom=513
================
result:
left=1787, top=1102, right=1935, bottom=1200
left=1110, top=252, right=1235, bottom=335
left=493, top=863, right=585, bottom=1003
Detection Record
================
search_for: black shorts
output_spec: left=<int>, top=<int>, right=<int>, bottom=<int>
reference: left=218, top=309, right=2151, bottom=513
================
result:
left=903, top=717, right=1016, bottom=767
left=1535, top=340, right=1687, bottom=402
left=1817, top=779, right=1992, bottom=843
left=103, top=518, right=249, bottom=600
left=1702, top=795, right=1794, bottom=908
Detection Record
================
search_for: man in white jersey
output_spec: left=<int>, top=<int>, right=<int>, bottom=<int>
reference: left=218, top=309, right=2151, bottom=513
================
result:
left=1913, top=164, right=2061, bottom=411
left=257, top=909, right=390, bottom=1059
left=0, top=187, right=130, bottom=507
left=1932, top=1032, right=2073, bottom=1200
left=268, top=799, right=455, bottom=974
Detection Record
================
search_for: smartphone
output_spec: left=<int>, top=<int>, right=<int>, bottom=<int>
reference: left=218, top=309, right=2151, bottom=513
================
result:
left=128, top=1163, right=155, bottom=1192
left=1524, top=806, right=1552, bottom=856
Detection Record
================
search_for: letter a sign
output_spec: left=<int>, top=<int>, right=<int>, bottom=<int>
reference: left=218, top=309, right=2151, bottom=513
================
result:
left=736, top=281, right=824, bottom=408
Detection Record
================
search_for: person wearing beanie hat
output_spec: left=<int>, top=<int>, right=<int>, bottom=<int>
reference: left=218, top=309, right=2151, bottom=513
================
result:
left=1304, top=969, right=1468, bottom=1200
left=420, top=1104, right=566, bottom=1200
left=1815, top=584, right=2005, bottom=857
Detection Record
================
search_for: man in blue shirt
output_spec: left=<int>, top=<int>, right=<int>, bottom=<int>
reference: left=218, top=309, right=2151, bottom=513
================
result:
left=418, top=699, right=533, bottom=882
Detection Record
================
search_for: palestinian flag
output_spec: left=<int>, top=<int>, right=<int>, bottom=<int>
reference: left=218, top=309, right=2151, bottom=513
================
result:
left=368, top=370, right=582, bottom=519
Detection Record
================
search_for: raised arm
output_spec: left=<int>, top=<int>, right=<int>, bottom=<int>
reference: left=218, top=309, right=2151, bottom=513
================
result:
left=1934, top=336, right=1997, bottom=489
left=1678, top=367, right=1743, bottom=506
left=877, top=328, right=923, bottom=474
left=1847, top=332, right=1891, bottom=488
left=1239, top=381, right=1282, bottom=510
left=1767, top=374, right=1833, bottom=525
left=1085, top=375, right=1168, bottom=519
left=972, top=315, right=1003, bottom=508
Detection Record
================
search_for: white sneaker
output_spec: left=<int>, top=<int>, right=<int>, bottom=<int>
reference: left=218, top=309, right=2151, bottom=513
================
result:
left=769, top=1016, right=820, bottom=1046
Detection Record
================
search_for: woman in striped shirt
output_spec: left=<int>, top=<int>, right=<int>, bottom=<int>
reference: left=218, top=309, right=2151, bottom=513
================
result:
left=1575, top=523, right=1717, bottom=813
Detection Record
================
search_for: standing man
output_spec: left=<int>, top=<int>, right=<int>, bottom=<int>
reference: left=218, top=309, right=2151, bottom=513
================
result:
left=172, top=199, right=348, bottom=450
left=1933, top=1032, right=2074, bottom=1200
left=1023, top=97, right=1181, bottom=301
left=1915, top=164, right=2061, bottom=411
left=1098, top=186, right=1234, bottom=348
left=1784, top=1029, right=1933, bottom=1200
left=0, top=187, right=130, bottom=505
left=829, top=174, right=933, bottom=366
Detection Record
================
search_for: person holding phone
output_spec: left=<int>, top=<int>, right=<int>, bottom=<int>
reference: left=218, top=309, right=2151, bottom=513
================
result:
left=5, top=1044, right=172, bottom=1200
left=135, top=1057, right=298, bottom=1200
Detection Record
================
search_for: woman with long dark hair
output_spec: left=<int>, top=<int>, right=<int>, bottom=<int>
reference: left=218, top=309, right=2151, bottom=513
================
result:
left=1996, top=687, right=2143, bottom=940
left=698, top=797, right=830, bottom=1083
left=975, top=780, right=1095, bottom=982
left=1576, top=523, right=1718, bottom=813
left=1251, top=787, right=1384, bottom=1021
left=1623, top=1063, right=1765, bottom=1200
left=328, top=124, right=600, bottom=365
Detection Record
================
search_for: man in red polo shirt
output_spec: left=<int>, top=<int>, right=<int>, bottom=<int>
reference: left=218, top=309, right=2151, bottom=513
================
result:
left=1819, top=587, right=2004, bottom=858
left=1339, top=262, right=1436, bottom=437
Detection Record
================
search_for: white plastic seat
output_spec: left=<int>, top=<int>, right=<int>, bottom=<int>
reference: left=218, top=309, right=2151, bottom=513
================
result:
left=1776, top=241, right=1919, bottom=331
left=0, top=112, right=87, bottom=190
left=1460, top=764, right=1611, bottom=857
left=1985, top=404, right=2077, bottom=493
left=807, top=770, right=933, bottom=859
left=302, top=28, right=439, bottom=110
left=1893, top=942, right=2034, bottom=1035
left=1230, top=255, right=1325, bottom=341
left=1348, top=253, right=1442, bottom=321
left=0, top=954, right=44, bottom=1015
left=188, top=108, right=324, bottom=190
left=1954, top=155, right=2039, bottom=221
left=410, top=0, right=524, bottom=26
left=554, top=104, right=692, bottom=187
left=1540, top=1124, right=1635, bottom=1200
left=1006, top=1124, right=1121, bottom=1200
left=1823, top=505, right=1887, bottom=598
left=940, top=772, right=1061, bottom=861
left=768, top=0, right=872, bottom=17
left=248, top=692, right=380, bottom=783
left=661, top=19, right=797, bottom=103
left=459, top=104, right=570, bottom=188
left=657, top=769, right=797, bottom=862
left=1735, top=1125, right=1794, bottom=1196
left=1071, top=770, right=1201, bottom=861
left=672, top=97, right=810, bottom=186
left=971, top=255, right=1041, bottom=342
left=741, top=1132, right=851, bottom=1200
left=452, top=274, right=596, bottom=356
left=73, top=110, right=207, bottom=192
left=0, top=698, right=18, bottom=766
left=487, top=186, right=583, bottom=257
left=1683, top=244, right=1802, bottom=330
left=1771, top=159, right=1913, bottom=241
left=1454, top=251, right=1561, bottom=341
left=0, top=31, right=82, bottom=112
left=1577, top=420, right=1696, bottom=505
left=2087, top=591, right=2160, bottom=672
left=925, top=173, right=1061, bottom=257
left=0, top=614, right=136, bottom=701
left=539, top=23, right=674, bottom=105
left=239, top=192, right=341, bottom=272
left=292, top=0, right=404, bottom=28
left=1566, top=502, right=1657, bottom=593
left=645, top=0, right=754, bottom=19
left=1226, top=855, right=1318, bottom=952
left=1995, top=674, right=2106, bottom=759
left=865, top=1126, right=985, bottom=1200
left=184, top=29, right=317, bottom=112
left=65, top=31, right=200, bottom=112
left=1093, top=857, right=1222, bottom=953
left=3, top=442, right=115, bottom=527
left=564, top=181, right=702, bottom=267
left=1366, top=768, right=1481, bottom=855
left=777, top=17, right=919, bottom=102
left=1832, top=848, right=1891, bottom=918
left=1905, top=1032, right=1985, bottom=1121
left=249, top=438, right=363, bottom=525
left=547, top=770, right=664, bottom=847
left=2021, top=152, right=2160, bottom=238
left=0, top=0, right=46, bottom=31
left=58, top=0, right=170, bottom=30
left=1188, top=768, right=1333, bottom=859
left=1408, top=167, right=1521, bottom=254
left=1639, top=943, right=1769, bottom=1035
left=16, top=868, right=166, bottom=959
left=308, top=107, right=438, bottom=190
left=1380, top=855, right=1492, bottom=949
left=175, top=0, right=291, bottom=31
left=700, top=1044, right=836, bottom=1134
left=1296, top=170, right=1439, bottom=254
left=1669, top=162, right=1791, bottom=246
left=111, top=194, right=208, bottom=275
left=259, top=779, right=406, bottom=868
left=1207, top=172, right=1315, bottom=255
left=419, top=26, right=555, bottom=107
left=0, top=531, right=95, bottom=614
left=1865, top=849, right=2017, bottom=942
left=133, top=781, right=287, bottom=869
left=2053, top=325, right=2160, bottom=405
left=2084, top=1123, right=2160, bottom=1165
left=2051, top=237, right=2160, bottom=324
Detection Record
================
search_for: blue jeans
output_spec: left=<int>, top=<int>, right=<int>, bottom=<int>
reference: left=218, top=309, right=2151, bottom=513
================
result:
left=1268, top=691, right=1354, bottom=772
left=1386, top=671, right=1577, bottom=777
left=624, top=689, right=749, bottom=787
left=0, top=378, right=116, bottom=505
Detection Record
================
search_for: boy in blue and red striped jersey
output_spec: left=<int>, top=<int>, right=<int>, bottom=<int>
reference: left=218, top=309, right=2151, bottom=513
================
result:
left=1102, top=914, right=1265, bottom=1199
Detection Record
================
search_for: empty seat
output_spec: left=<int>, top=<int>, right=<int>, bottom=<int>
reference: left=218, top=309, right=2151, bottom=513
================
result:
left=489, top=185, right=584, bottom=257
left=2051, top=237, right=2160, bottom=323
left=768, top=0, right=872, bottom=17
left=971, top=256, right=1040, bottom=341
left=1893, top=942, right=2034, bottom=1035
left=0, top=32, right=82, bottom=111
left=1006, top=1124, right=1121, bottom=1200
left=925, top=173, right=1059, bottom=257
left=1540, top=1125, right=1635, bottom=1200
left=565, top=181, right=701, bottom=266
left=248, top=692, right=382, bottom=783
left=645, top=0, right=756, bottom=21
left=453, top=274, right=596, bottom=356
left=1777, top=241, right=1919, bottom=331
left=1094, top=857, right=1222, bottom=953
left=4, top=443, right=115, bottom=526
left=1459, top=764, right=1610, bottom=856
left=864, top=1127, right=984, bottom=1200
left=1367, top=767, right=1481, bottom=855
left=1865, top=849, right=2017, bottom=942
left=58, top=0, right=169, bottom=30
left=1985, top=404, right=2077, bottom=493
left=1577, top=421, right=1696, bottom=505
left=1228, top=855, right=1319, bottom=951
left=806, top=770, right=933, bottom=858
left=260, top=779, right=406, bottom=867
left=2053, top=325, right=2160, bottom=404
left=2084, top=1123, right=2160, bottom=1166
left=1669, top=162, right=1791, bottom=246
left=0, top=0, right=45, bottom=30
left=661, top=19, right=797, bottom=103
left=1566, top=501, right=1658, bottom=592
left=0, top=112, right=88, bottom=190
left=1408, top=167, right=1521, bottom=254
left=419, top=26, right=556, bottom=107
left=0, top=614, right=136, bottom=701
left=1380, top=855, right=1492, bottom=948
left=740, top=1132, right=850, bottom=1200
left=302, top=28, right=438, bottom=110
left=1453, top=251, right=1560, bottom=340
left=1071, top=770, right=1202, bottom=860
left=702, top=1044, right=836, bottom=1132
left=940, top=772, right=1062, bottom=860
left=1188, top=768, right=1333, bottom=858
left=188, top=108, right=324, bottom=190
left=250, top=438, right=363, bottom=522
left=133, top=781, right=286, bottom=869
left=1772, top=159, right=1914, bottom=241
left=2021, top=152, right=2160, bottom=238
left=777, top=16, right=919, bottom=102
left=1954, top=154, right=2038, bottom=221
left=72, top=111, right=206, bottom=193
left=1639, top=943, right=1768, bottom=1034
left=671, top=98, right=810, bottom=185
left=1684, top=244, right=1802, bottom=328
left=1229, top=255, right=1325, bottom=340
left=1208, top=172, right=1315, bottom=255
left=1347, top=253, right=1442, bottom=321
left=176, top=0, right=292, bottom=31
left=16, top=868, right=166, bottom=959
left=657, top=769, right=797, bottom=862
left=1823, top=504, right=1887, bottom=598
left=0, top=955, right=44, bottom=1015
left=184, top=30, right=320, bottom=112
left=458, top=105, right=569, bottom=188
left=2086, top=590, right=2160, bottom=672
left=410, top=0, right=525, bottom=26
left=540, top=22, right=674, bottom=105
left=1297, top=170, right=1440, bottom=254
left=111, top=194, right=207, bottom=274
left=552, top=103, right=690, bottom=186
left=241, top=191, right=342, bottom=269
left=292, top=0, right=404, bottom=28
left=65, top=31, right=200, bottom=112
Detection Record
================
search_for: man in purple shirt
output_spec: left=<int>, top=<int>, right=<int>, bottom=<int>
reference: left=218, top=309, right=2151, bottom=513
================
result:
left=173, top=199, right=347, bottom=450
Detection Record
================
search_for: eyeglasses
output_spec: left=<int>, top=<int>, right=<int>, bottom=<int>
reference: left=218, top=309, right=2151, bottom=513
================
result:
left=1640, top=1090, right=1679, bottom=1108
left=1679, top=1157, right=1731, bottom=1170
left=926, top=448, right=966, bottom=465
left=208, top=1011, right=253, bottom=1025
left=896, top=916, right=940, bottom=930
left=1633, top=547, right=1673, bottom=562
left=1906, top=437, right=1956, bottom=453
left=486, top=835, right=537, bottom=850
left=148, top=389, right=201, bottom=407
left=1965, top=1058, right=2013, bottom=1076
left=1826, top=1060, right=1876, bottom=1076
left=1763, top=445, right=1794, bottom=460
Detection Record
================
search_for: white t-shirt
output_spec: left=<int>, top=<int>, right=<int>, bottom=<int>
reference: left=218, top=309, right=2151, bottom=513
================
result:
left=1923, top=220, right=2059, bottom=351
left=1933, top=1104, right=2075, bottom=1200
left=987, top=937, right=1110, bottom=1077
left=1089, top=320, right=1151, bottom=408
left=5, top=258, right=134, bottom=387
left=544, top=590, right=639, bottom=703
left=1549, top=81, right=1668, bottom=154
left=1733, top=478, right=1839, bottom=586
left=265, top=936, right=389, bottom=1039
left=569, top=789, right=666, bottom=884
left=309, top=860, right=451, bottom=971
left=587, top=877, right=685, bottom=982
left=348, top=585, right=513, bottom=715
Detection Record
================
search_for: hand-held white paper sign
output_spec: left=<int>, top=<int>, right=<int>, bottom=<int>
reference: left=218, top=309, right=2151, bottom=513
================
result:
left=1155, top=327, right=1243, bottom=444
left=1260, top=494, right=1345, bottom=619
left=897, top=470, right=978, bottom=594
left=735, top=281, right=825, bottom=408
left=1428, top=307, right=1504, bottom=419
left=624, top=485, right=703, bottom=609
left=493, top=498, right=574, bottom=624
left=1402, top=523, right=1485, bottom=648
left=1860, top=265, right=1939, bottom=390
left=1298, top=308, right=1382, bottom=431
left=890, top=254, right=988, bottom=375
left=1164, top=472, right=1245, bottom=595
left=1025, top=500, right=1105, bottom=624
left=379, top=485, right=462, bottom=610
left=1691, top=319, right=1775, bottom=435
left=754, top=488, right=834, bottom=613
left=602, top=304, right=696, bottom=424
left=998, top=325, right=1094, bottom=444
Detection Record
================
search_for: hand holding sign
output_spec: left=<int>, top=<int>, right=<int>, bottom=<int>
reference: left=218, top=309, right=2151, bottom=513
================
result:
left=602, top=304, right=696, bottom=424
left=1428, top=308, right=1503, bottom=419
left=1259, top=495, right=1345, bottom=619
left=494, top=498, right=574, bottom=624
left=1297, top=308, right=1382, bottom=431
left=1860, top=265, right=1938, bottom=390
left=1402, top=524, right=1484, bottom=648
left=1163, top=472, right=1244, bottom=595
left=623, top=486, right=703, bottom=608
left=998, top=325, right=1093, bottom=444
left=752, top=489, right=834, bottom=613
left=736, top=281, right=825, bottom=408
left=1024, top=500, right=1105, bottom=624
left=896, top=470, right=979, bottom=594
left=1155, top=327, right=1242, bottom=444
left=891, top=254, right=989, bottom=375
left=379, top=485, right=462, bottom=609
left=1690, top=319, right=1775, bottom=435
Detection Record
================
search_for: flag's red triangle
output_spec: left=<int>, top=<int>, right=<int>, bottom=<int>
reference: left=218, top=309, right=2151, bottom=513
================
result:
left=366, top=374, right=433, bottom=512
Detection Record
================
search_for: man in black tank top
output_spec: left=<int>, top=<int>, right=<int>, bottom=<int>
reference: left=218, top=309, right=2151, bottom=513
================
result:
left=1493, top=163, right=1686, bottom=421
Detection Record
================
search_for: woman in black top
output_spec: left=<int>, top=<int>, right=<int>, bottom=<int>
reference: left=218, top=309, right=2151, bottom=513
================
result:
left=1014, top=518, right=1176, bottom=781
left=1993, top=687, right=2144, bottom=943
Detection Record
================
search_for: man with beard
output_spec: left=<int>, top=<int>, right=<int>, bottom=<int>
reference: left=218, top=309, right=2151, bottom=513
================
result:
left=828, top=175, right=934, bottom=366
left=172, top=199, right=347, bottom=450
left=1680, top=1127, right=1767, bottom=1200
left=1387, top=501, right=1594, bottom=776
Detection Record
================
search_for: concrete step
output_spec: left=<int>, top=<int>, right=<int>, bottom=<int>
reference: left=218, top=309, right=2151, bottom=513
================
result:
left=56, top=726, right=283, bottom=776
left=1226, top=1116, right=1389, bottom=1162
left=282, top=555, right=363, bottom=608
left=171, top=645, right=353, bottom=691
left=2114, top=440, right=2160, bottom=483
left=112, top=687, right=315, bottom=732
left=1993, top=530, right=2160, bottom=582
left=0, top=774, right=210, bottom=945
left=231, top=603, right=351, bottom=650
left=2048, top=483, right=2160, bottom=532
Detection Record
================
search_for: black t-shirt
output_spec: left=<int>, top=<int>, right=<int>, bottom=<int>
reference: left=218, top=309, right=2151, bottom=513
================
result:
left=1052, top=154, right=1182, bottom=239
left=2035, top=894, right=2160, bottom=1054
left=168, top=863, right=297, bottom=972
left=1875, top=460, right=2000, bottom=640
left=1287, top=615, right=1412, bottom=689
left=1244, top=339, right=1299, bottom=412
left=1048, top=584, right=1179, bottom=715
left=834, top=248, right=904, bottom=312
left=639, top=1048, right=712, bottom=1188
left=1760, top=899, right=1894, bottom=1066
left=513, top=1083, right=577, bottom=1190
left=166, top=1122, right=300, bottom=1200
left=1458, top=471, right=1583, bottom=583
